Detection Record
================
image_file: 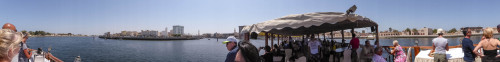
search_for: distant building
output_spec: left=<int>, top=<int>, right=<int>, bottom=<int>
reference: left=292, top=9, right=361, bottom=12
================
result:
left=239, top=26, right=245, bottom=33
left=120, top=31, right=139, bottom=36
left=418, top=27, right=433, bottom=35
left=104, top=32, right=111, bottom=37
left=173, top=25, right=184, bottom=35
left=140, top=30, right=159, bottom=37
left=461, top=27, right=483, bottom=34
left=161, top=27, right=169, bottom=37
left=202, top=33, right=212, bottom=38
left=238, top=26, right=246, bottom=39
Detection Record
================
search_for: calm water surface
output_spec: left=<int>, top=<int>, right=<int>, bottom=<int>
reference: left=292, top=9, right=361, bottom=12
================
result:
left=26, top=35, right=499, bottom=62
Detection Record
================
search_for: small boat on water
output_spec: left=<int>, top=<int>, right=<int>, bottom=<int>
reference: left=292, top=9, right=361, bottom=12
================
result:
left=74, top=56, right=81, bottom=62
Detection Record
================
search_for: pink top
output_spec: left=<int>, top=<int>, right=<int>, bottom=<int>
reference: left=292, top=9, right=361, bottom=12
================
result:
left=394, top=46, right=407, bottom=62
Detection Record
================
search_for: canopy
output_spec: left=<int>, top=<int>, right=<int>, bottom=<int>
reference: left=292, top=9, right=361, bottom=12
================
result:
left=241, top=12, right=377, bottom=36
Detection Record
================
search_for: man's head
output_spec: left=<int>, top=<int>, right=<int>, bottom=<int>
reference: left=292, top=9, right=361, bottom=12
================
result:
left=462, top=28, right=471, bottom=37
left=0, top=29, right=23, bottom=61
left=351, top=29, right=356, bottom=38
left=264, top=46, right=271, bottom=53
left=365, top=40, right=370, bottom=46
left=497, top=24, right=500, bottom=33
left=2, top=23, right=16, bottom=32
left=375, top=47, right=383, bottom=55
left=437, top=28, right=444, bottom=36
left=22, top=32, right=28, bottom=43
left=309, top=34, right=316, bottom=41
left=223, top=36, right=238, bottom=51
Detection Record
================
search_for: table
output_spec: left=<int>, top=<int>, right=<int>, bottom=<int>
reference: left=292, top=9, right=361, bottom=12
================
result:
left=414, top=48, right=481, bottom=62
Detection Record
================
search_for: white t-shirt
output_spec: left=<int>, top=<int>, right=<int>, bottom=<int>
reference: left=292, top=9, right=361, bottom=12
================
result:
left=308, top=40, right=322, bottom=54
left=432, top=37, right=448, bottom=54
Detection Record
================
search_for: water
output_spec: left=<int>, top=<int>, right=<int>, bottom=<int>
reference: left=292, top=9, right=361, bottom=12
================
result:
left=25, top=35, right=499, bottom=62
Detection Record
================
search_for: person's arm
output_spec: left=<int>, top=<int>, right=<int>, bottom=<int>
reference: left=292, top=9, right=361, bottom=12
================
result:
left=446, top=43, right=449, bottom=51
left=390, top=47, right=396, bottom=55
left=473, top=41, right=484, bottom=58
left=23, top=49, right=36, bottom=59
left=429, top=43, right=436, bottom=56
left=495, top=40, right=500, bottom=57
left=466, top=41, right=475, bottom=54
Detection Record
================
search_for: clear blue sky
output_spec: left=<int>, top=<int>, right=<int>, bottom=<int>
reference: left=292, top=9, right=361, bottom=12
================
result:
left=0, top=0, right=499, bottom=35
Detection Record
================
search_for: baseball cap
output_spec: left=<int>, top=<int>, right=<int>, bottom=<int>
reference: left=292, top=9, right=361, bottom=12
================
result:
left=222, top=36, right=238, bottom=44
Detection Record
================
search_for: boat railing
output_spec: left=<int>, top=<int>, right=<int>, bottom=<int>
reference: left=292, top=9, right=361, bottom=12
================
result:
left=381, top=44, right=478, bottom=62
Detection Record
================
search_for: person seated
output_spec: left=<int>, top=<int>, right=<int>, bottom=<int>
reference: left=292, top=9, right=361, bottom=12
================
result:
left=360, top=40, right=374, bottom=62
left=373, top=47, right=386, bottom=62
left=261, top=46, right=273, bottom=62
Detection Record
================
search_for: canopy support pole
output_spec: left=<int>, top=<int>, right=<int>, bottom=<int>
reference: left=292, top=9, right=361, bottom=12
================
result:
left=376, top=26, right=379, bottom=46
left=271, top=33, right=274, bottom=49
left=277, top=35, right=280, bottom=46
left=244, top=32, right=249, bottom=42
left=265, top=32, right=269, bottom=47
left=331, top=31, right=334, bottom=45
left=323, top=33, right=326, bottom=42
left=317, top=34, right=320, bottom=40
left=341, top=30, right=345, bottom=46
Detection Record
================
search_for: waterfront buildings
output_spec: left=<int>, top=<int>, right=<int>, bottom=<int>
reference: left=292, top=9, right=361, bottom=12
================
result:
left=140, top=30, right=159, bottom=37
left=418, top=27, right=433, bottom=35
left=104, top=32, right=111, bottom=37
left=161, top=27, right=169, bottom=37
left=173, top=25, right=184, bottom=35
left=460, top=27, right=483, bottom=34
left=120, top=31, right=139, bottom=36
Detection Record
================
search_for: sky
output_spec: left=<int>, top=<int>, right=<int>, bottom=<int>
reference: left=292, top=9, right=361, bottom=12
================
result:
left=0, top=0, right=499, bottom=35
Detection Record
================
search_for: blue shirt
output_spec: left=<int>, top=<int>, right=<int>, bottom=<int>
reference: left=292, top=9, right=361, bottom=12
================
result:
left=18, top=43, right=31, bottom=62
left=225, top=46, right=239, bottom=62
left=462, top=38, right=475, bottom=61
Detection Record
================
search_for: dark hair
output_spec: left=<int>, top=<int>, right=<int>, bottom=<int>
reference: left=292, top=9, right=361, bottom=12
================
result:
left=264, top=46, right=271, bottom=52
left=238, top=41, right=263, bottom=62
left=497, top=24, right=500, bottom=29
left=352, top=33, right=356, bottom=37
left=374, top=47, right=382, bottom=53
left=462, top=30, right=467, bottom=36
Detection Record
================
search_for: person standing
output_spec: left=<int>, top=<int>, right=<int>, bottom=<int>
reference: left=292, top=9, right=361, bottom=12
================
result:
left=308, top=35, right=322, bottom=62
left=462, top=28, right=476, bottom=62
left=473, top=28, right=500, bottom=62
left=386, top=40, right=406, bottom=62
left=0, top=28, right=25, bottom=62
left=432, top=29, right=449, bottom=62
left=223, top=36, right=239, bottom=62
left=2, top=23, right=35, bottom=62
left=350, top=29, right=360, bottom=62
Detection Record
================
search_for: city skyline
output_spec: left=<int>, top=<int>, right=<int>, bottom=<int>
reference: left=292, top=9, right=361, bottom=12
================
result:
left=1, top=0, right=499, bottom=35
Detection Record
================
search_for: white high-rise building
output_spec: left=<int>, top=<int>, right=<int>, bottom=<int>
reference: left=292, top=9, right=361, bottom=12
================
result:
left=173, top=25, right=184, bottom=35
left=161, top=27, right=169, bottom=37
